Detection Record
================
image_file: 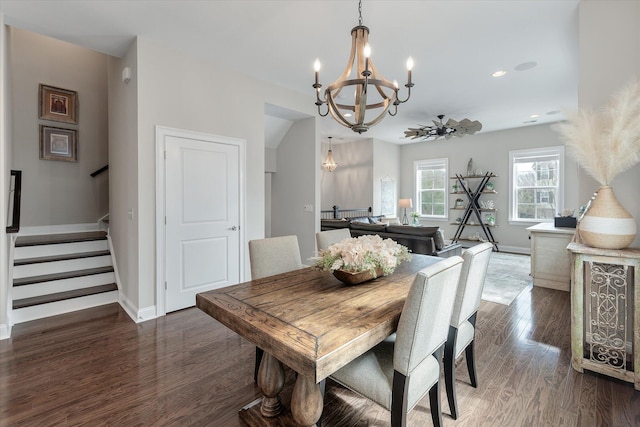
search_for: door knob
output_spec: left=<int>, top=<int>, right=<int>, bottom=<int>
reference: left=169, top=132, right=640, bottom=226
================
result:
left=228, top=226, right=237, bottom=231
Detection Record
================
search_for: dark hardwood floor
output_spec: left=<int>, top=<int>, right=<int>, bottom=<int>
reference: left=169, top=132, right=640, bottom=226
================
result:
left=1, top=285, right=639, bottom=426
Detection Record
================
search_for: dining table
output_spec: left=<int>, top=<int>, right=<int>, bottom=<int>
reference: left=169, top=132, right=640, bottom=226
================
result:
left=196, top=253, right=442, bottom=426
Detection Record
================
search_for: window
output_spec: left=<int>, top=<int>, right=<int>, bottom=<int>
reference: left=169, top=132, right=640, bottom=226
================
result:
left=414, top=158, right=448, bottom=218
left=509, top=147, right=564, bottom=223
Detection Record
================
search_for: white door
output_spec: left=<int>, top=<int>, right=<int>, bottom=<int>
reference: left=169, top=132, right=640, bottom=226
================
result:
left=164, top=133, right=240, bottom=312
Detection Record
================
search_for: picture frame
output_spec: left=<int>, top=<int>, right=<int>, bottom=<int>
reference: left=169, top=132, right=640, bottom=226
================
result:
left=39, top=84, right=78, bottom=124
left=40, top=125, right=78, bottom=162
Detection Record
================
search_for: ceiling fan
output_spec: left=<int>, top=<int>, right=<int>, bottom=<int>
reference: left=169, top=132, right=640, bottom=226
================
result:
left=404, top=114, right=483, bottom=141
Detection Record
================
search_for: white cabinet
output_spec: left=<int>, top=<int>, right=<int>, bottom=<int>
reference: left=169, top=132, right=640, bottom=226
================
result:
left=527, top=222, right=575, bottom=291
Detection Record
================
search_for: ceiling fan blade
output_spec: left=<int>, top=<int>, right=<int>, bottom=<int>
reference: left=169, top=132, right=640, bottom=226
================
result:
left=458, top=119, right=482, bottom=134
left=467, top=120, right=483, bottom=134
left=404, top=115, right=482, bottom=141
left=445, top=118, right=459, bottom=128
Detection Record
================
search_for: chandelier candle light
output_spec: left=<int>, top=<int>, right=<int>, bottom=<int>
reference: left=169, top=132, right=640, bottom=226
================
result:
left=313, top=0, right=414, bottom=133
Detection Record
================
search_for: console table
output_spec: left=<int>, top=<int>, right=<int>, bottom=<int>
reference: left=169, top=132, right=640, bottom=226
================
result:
left=567, top=243, right=640, bottom=390
left=527, top=223, right=575, bottom=291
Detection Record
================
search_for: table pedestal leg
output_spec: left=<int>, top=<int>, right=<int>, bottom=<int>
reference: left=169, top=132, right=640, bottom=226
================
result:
left=257, top=352, right=285, bottom=417
left=291, top=374, right=323, bottom=427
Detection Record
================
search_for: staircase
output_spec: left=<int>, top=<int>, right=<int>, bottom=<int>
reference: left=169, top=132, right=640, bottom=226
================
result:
left=12, top=230, right=118, bottom=323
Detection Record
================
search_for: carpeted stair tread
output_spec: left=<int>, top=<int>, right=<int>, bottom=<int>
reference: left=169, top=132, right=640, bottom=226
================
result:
left=14, top=250, right=111, bottom=266
left=15, top=231, right=107, bottom=247
left=12, top=284, right=117, bottom=309
left=13, top=266, right=114, bottom=287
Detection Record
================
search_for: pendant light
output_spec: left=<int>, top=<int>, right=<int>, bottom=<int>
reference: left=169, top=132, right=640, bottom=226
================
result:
left=322, top=137, right=338, bottom=172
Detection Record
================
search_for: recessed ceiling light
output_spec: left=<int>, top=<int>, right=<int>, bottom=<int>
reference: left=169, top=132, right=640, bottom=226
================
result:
left=546, top=110, right=561, bottom=115
left=515, top=61, right=537, bottom=71
left=492, top=70, right=507, bottom=78
left=530, top=114, right=540, bottom=119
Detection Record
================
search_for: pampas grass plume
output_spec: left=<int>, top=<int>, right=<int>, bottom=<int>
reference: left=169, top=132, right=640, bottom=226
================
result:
left=553, top=79, right=640, bottom=185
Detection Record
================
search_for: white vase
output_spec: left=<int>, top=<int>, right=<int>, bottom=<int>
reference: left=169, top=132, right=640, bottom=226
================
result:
left=579, top=186, right=637, bottom=249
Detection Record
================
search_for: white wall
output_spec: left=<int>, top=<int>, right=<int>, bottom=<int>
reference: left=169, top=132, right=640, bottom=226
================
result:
left=399, top=124, right=579, bottom=252
left=108, top=40, right=139, bottom=316
left=264, top=148, right=276, bottom=238
left=9, top=28, right=109, bottom=226
left=321, top=139, right=374, bottom=212
left=320, top=140, right=337, bottom=211
left=578, top=0, right=640, bottom=248
left=271, top=118, right=317, bottom=262
left=320, top=138, right=400, bottom=218
left=122, top=37, right=315, bottom=315
left=1, top=16, right=12, bottom=338
left=373, top=139, right=400, bottom=217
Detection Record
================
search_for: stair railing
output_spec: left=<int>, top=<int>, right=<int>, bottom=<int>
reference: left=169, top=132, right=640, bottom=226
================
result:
left=90, top=164, right=108, bottom=177
left=6, top=170, right=22, bottom=233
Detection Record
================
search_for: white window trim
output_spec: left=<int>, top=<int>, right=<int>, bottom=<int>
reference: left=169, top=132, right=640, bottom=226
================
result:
left=414, top=157, right=449, bottom=221
left=508, top=146, right=565, bottom=225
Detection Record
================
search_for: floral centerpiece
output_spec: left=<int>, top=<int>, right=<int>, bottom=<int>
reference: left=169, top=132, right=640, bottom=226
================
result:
left=313, top=234, right=411, bottom=284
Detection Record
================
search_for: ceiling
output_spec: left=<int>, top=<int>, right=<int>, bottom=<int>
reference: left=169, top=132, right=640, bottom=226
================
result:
left=1, top=0, right=580, bottom=145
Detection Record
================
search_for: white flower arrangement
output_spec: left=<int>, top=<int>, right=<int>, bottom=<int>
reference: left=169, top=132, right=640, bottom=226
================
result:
left=313, top=234, right=411, bottom=276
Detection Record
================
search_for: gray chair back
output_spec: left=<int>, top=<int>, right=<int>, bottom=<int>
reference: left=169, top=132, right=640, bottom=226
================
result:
left=248, top=235, right=303, bottom=279
left=394, top=256, right=463, bottom=378
left=316, top=228, right=352, bottom=251
left=450, top=242, right=492, bottom=328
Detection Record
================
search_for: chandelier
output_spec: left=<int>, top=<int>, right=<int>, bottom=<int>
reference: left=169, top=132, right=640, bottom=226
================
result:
left=322, top=137, right=338, bottom=172
left=313, top=0, right=414, bottom=134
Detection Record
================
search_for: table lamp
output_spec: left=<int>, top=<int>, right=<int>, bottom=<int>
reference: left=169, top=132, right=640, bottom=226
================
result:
left=399, top=198, right=413, bottom=225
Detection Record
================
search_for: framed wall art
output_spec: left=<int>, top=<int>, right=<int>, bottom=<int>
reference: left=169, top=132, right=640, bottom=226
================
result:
left=39, top=84, right=78, bottom=124
left=40, top=125, right=78, bottom=162
left=380, top=177, right=396, bottom=216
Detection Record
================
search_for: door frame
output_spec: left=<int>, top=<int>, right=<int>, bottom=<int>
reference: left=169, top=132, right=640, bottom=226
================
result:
left=155, top=125, right=246, bottom=317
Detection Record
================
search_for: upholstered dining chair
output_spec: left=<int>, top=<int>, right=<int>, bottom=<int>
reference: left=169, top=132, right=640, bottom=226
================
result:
left=248, top=235, right=304, bottom=382
left=444, top=242, right=492, bottom=419
left=316, top=228, right=352, bottom=251
left=328, top=256, right=463, bottom=427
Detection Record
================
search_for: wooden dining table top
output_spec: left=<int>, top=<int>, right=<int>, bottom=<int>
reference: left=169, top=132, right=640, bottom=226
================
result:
left=196, top=254, right=442, bottom=383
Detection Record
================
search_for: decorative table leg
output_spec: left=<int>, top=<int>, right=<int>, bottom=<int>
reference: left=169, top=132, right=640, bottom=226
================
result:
left=257, top=352, right=285, bottom=417
left=291, top=374, right=323, bottom=427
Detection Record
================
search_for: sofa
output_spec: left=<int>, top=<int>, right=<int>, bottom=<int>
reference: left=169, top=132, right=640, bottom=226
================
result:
left=320, top=217, right=462, bottom=258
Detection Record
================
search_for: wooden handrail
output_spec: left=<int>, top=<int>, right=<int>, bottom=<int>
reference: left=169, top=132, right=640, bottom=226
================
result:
left=90, top=164, right=108, bottom=177
left=6, top=170, right=22, bottom=233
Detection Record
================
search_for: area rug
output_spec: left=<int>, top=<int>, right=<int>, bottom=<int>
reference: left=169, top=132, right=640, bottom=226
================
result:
left=481, top=251, right=532, bottom=305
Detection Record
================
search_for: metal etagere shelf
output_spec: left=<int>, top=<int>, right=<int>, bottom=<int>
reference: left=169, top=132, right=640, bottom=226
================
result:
left=450, top=172, right=499, bottom=251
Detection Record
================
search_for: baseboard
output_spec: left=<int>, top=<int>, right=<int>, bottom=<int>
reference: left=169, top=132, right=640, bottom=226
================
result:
left=0, top=323, right=11, bottom=340
left=137, top=306, right=157, bottom=323
left=19, top=223, right=100, bottom=236
left=119, top=293, right=157, bottom=323
left=498, top=245, right=530, bottom=255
